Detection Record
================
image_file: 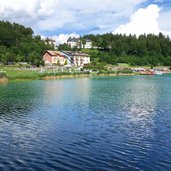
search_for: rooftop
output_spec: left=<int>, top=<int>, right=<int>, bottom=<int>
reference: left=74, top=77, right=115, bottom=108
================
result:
left=62, top=51, right=89, bottom=57
left=45, top=50, right=68, bottom=58
left=67, top=37, right=80, bottom=42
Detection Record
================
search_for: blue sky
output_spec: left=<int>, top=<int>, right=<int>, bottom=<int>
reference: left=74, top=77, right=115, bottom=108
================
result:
left=0, top=0, right=171, bottom=44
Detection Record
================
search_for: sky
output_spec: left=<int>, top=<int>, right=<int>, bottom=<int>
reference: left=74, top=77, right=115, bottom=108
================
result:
left=0, top=0, right=171, bottom=45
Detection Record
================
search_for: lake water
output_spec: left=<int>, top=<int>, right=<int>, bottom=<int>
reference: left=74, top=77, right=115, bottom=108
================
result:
left=0, top=75, right=171, bottom=171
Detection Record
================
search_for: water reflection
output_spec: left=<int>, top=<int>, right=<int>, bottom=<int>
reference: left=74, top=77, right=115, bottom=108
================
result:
left=0, top=76, right=171, bottom=170
left=42, top=78, right=91, bottom=109
left=121, top=76, right=159, bottom=139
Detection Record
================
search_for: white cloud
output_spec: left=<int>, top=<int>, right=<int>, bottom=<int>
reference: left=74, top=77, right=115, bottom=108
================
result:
left=0, top=0, right=148, bottom=35
left=47, top=33, right=80, bottom=45
left=113, top=4, right=171, bottom=37
left=1, top=0, right=171, bottom=39
left=113, top=4, right=160, bottom=36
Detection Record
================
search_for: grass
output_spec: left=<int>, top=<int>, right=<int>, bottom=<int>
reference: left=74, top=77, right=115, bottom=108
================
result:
left=117, top=69, right=133, bottom=74
left=0, top=65, right=133, bottom=81
left=0, top=66, right=41, bottom=79
left=0, top=64, right=146, bottom=81
left=0, top=69, right=40, bottom=80
left=98, top=70, right=117, bottom=75
left=117, top=63, right=130, bottom=68
left=0, top=65, right=91, bottom=80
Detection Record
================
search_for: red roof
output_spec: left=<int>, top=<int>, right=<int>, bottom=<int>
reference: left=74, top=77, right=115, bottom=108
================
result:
left=45, top=50, right=67, bottom=58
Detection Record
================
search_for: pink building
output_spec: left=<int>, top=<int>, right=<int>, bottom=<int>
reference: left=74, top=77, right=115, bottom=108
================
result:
left=43, top=50, right=68, bottom=65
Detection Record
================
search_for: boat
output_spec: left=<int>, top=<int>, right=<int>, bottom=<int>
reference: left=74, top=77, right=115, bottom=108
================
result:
left=154, top=70, right=163, bottom=75
left=140, top=70, right=154, bottom=75
left=140, top=70, right=163, bottom=75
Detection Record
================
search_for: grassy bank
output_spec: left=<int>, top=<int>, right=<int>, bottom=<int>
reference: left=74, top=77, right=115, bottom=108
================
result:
left=97, top=69, right=134, bottom=76
left=0, top=66, right=91, bottom=81
left=5, top=65, right=171, bottom=82
left=0, top=64, right=137, bottom=82
left=40, top=71, right=91, bottom=80
left=5, top=71, right=91, bottom=80
left=0, top=65, right=135, bottom=81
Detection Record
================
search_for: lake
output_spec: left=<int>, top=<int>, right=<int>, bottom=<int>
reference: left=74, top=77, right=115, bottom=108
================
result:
left=0, top=75, right=171, bottom=171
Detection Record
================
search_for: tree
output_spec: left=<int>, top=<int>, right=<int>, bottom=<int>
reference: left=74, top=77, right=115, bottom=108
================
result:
left=57, top=60, right=60, bottom=66
left=81, top=38, right=86, bottom=49
left=51, top=31, right=171, bottom=67
left=0, top=21, right=53, bottom=65
left=58, top=43, right=71, bottom=50
left=64, top=60, right=68, bottom=65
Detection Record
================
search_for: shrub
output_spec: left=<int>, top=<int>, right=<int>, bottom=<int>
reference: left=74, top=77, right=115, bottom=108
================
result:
left=0, top=71, right=6, bottom=78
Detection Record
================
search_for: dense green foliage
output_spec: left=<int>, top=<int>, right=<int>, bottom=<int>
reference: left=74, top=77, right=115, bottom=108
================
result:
left=58, top=43, right=72, bottom=51
left=0, top=21, right=53, bottom=65
left=0, top=71, right=6, bottom=78
left=1, top=21, right=171, bottom=67
left=64, top=33, right=171, bottom=66
left=81, top=33, right=171, bottom=66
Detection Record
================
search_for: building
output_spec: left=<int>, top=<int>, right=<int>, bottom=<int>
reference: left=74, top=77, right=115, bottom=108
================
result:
left=62, top=51, right=90, bottom=66
left=67, top=37, right=80, bottom=48
left=43, top=50, right=68, bottom=65
left=82, top=39, right=92, bottom=49
left=67, top=37, right=92, bottom=49
left=44, top=38, right=56, bottom=46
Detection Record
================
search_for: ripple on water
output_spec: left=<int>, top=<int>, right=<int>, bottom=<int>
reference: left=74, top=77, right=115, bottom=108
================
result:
left=0, top=77, right=171, bottom=170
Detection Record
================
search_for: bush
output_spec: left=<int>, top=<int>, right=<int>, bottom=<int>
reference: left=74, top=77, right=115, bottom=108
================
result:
left=117, top=69, right=133, bottom=74
left=0, top=71, right=6, bottom=78
left=98, top=70, right=117, bottom=75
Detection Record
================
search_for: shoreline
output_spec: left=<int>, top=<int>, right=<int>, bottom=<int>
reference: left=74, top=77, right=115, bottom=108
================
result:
left=1, top=72, right=171, bottom=83
left=0, top=73, right=135, bottom=83
left=42, top=74, right=90, bottom=80
left=0, top=77, right=8, bottom=84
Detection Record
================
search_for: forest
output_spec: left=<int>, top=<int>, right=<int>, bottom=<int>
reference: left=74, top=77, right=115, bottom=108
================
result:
left=59, top=33, right=171, bottom=66
left=1, top=20, right=171, bottom=66
left=0, top=21, right=53, bottom=66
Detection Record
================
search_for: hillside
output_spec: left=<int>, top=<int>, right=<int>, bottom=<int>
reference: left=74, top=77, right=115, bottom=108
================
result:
left=0, top=21, right=53, bottom=66
left=60, top=33, right=171, bottom=66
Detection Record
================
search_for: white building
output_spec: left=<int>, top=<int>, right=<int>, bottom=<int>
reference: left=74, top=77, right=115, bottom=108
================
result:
left=62, top=51, right=90, bottom=66
left=67, top=37, right=92, bottom=49
left=82, top=39, right=92, bottom=49
left=67, top=37, right=80, bottom=48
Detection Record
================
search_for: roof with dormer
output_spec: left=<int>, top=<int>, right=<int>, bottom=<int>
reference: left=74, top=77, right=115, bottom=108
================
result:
left=67, top=37, right=80, bottom=42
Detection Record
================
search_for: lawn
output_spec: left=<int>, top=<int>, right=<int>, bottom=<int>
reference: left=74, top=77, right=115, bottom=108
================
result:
left=0, top=66, right=40, bottom=79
